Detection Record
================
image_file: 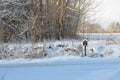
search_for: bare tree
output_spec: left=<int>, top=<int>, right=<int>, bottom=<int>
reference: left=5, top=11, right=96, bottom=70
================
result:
left=0, top=0, right=30, bottom=42
left=107, top=22, right=120, bottom=33
left=0, top=0, right=98, bottom=42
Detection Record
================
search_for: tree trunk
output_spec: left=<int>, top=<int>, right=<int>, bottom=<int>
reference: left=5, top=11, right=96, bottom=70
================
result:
left=55, top=0, right=61, bottom=40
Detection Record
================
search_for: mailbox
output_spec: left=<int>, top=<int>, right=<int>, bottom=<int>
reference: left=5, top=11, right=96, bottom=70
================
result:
left=83, top=39, right=88, bottom=46
left=82, top=39, right=88, bottom=56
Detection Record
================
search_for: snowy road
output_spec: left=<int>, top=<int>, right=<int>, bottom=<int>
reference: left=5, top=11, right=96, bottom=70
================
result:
left=0, top=57, right=120, bottom=80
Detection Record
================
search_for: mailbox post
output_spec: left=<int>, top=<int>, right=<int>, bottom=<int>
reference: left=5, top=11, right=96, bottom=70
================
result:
left=82, top=39, right=88, bottom=56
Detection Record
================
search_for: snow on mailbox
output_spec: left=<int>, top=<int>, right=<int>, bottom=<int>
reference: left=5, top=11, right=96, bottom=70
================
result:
left=82, top=39, right=88, bottom=56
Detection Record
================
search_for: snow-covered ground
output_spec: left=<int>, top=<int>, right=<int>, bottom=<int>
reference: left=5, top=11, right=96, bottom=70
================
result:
left=0, top=56, right=120, bottom=80
left=0, top=39, right=120, bottom=60
left=79, top=33, right=120, bottom=40
left=0, top=39, right=120, bottom=80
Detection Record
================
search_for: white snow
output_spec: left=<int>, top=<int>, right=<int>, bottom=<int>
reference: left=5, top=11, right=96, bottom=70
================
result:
left=0, top=39, right=120, bottom=60
left=0, top=39, right=120, bottom=80
left=0, top=56, right=120, bottom=80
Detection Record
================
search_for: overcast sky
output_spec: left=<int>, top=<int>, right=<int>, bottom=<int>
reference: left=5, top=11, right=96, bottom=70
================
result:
left=96, top=0, right=120, bottom=28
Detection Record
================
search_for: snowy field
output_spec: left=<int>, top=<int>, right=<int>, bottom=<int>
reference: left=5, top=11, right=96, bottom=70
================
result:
left=79, top=33, right=120, bottom=40
left=0, top=39, right=120, bottom=80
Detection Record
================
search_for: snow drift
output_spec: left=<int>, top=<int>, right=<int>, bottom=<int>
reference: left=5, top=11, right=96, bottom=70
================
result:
left=0, top=39, right=120, bottom=60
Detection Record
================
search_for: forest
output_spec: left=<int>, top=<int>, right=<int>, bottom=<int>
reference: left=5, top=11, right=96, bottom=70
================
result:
left=0, top=0, right=97, bottom=42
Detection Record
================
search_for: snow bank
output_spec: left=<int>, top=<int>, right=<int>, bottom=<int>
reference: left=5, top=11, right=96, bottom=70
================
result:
left=87, top=40, right=120, bottom=57
left=0, top=39, right=120, bottom=60
left=0, top=40, right=83, bottom=60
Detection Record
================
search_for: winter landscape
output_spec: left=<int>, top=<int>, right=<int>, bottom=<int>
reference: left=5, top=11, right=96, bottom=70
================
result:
left=0, top=0, right=120, bottom=80
left=1, top=39, right=120, bottom=80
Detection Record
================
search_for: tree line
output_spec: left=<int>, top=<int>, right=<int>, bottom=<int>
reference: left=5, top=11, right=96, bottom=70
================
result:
left=78, top=22, right=120, bottom=33
left=0, top=0, right=96, bottom=42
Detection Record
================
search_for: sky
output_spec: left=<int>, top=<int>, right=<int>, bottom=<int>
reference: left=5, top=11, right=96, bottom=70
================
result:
left=96, top=0, right=120, bottom=28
